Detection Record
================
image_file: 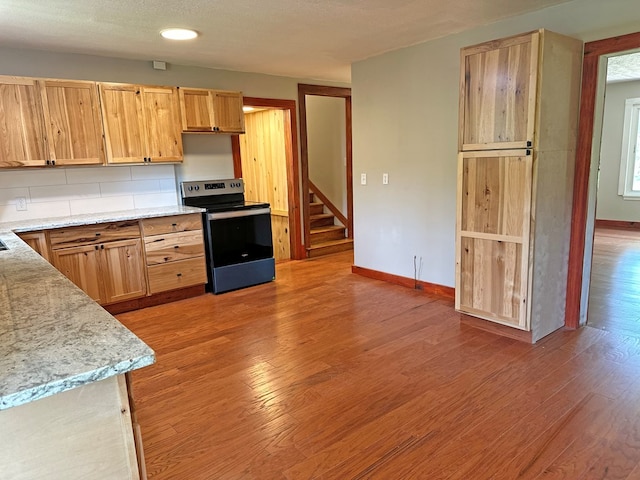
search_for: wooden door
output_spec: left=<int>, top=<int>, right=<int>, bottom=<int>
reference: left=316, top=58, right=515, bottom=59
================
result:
left=460, top=31, right=539, bottom=151
left=41, top=80, right=105, bottom=166
left=101, top=239, right=147, bottom=304
left=99, top=83, right=147, bottom=164
left=51, top=245, right=104, bottom=303
left=455, top=149, right=533, bottom=329
left=0, top=76, right=48, bottom=167
left=179, top=88, right=214, bottom=131
left=140, top=86, right=183, bottom=162
left=212, top=90, right=245, bottom=133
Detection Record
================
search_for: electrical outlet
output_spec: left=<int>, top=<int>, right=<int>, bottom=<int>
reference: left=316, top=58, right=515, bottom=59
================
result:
left=383, top=173, right=389, bottom=185
left=16, top=196, right=27, bottom=211
left=360, top=173, right=367, bottom=185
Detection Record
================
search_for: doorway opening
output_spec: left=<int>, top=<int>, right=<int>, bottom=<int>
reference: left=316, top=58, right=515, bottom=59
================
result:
left=585, top=50, right=640, bottom=337
left=231, top=97, right=304, bottom=261
left=298, top=84, right=353, bottom=258
left=567, top=31, right=640, bottom=330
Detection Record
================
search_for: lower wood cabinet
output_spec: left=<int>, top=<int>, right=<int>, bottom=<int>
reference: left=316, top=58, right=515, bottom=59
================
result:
left=49, top=222, right=147, bottom=305
left=24, top=214, right=207, bottom=308
left=141, top=214, right=207, bottom=294
left=16, top=230, right=50, bottom=262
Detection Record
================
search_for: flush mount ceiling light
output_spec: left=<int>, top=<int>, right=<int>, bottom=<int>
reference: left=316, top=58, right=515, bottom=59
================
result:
left=160, top=28, right=198, bottom=40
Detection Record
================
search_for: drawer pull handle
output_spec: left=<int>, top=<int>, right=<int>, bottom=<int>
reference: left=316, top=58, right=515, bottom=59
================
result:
left=176, top=273, right=182, bottom=277
left=95, top=233, right=101, bottom=236
left=172, top=223, right=177, bottom=227
left=174, top=245, right=179, bottom=249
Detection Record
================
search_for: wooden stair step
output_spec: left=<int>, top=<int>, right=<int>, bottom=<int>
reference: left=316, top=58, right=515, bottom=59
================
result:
left=307, top=238, right=353, bottom=258
left=310, top=225, right=346, bottom=243
left=309, top=202, right=324, bottom=215
left=310, top=213, right=335, bottom=227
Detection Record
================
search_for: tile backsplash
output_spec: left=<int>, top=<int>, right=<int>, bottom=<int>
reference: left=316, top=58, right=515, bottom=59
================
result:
left=0, top=164, right=179, bottom=223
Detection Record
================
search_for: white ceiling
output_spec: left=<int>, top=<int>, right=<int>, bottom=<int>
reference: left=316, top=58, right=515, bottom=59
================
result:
left=607, top=52, right=640, bottom=83
left=0, top=0, right=575, bottom=82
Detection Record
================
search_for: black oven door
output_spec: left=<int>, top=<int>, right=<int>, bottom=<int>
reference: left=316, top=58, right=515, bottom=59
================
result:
left=207, top=208, right=274, bottom=267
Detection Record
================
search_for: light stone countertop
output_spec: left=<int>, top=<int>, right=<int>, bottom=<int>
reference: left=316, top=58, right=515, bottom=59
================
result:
left=0, top=205, right=205, bottom=411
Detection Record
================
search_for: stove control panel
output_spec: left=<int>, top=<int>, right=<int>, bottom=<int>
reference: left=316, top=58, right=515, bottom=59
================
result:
left=181, top=179, right=244, bottom=198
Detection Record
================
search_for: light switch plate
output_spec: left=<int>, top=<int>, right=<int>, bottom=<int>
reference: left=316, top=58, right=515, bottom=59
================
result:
left=361, top=173, right=367, bottom=185
left=383, top=173, right=389, bottom=185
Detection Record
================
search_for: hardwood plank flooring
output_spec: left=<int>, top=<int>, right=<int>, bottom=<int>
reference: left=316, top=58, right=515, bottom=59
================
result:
left=118, top=251, right=640, bottom=479
left=587, top=227, right=640, bottom=337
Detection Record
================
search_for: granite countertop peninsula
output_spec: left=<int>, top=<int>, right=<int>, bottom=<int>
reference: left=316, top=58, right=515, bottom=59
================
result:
left=0, top=205, right=204, bottom=411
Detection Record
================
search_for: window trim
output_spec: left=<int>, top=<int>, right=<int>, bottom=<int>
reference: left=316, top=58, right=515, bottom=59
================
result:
left=618, top=97, right=640, bottom=200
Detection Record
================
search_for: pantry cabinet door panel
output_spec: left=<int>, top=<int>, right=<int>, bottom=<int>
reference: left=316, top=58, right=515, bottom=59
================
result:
left=460, top=32, right=538, bottom=151
left=458, top=237, right=526, bottom=328
left=460, top=151, right=532, bottom=238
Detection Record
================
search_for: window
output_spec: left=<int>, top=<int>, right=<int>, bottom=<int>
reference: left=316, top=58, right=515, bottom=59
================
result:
left=618, top=97, right=640, bottom=199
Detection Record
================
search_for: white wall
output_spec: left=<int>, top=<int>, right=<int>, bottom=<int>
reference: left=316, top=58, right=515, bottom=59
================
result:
left=352, top=0, right=640, bottom=288
left=307, top=96, right=347, bottom=214
left=0, top=47, right=348, bottom=223
left=596, top=80, right=640, bottom=221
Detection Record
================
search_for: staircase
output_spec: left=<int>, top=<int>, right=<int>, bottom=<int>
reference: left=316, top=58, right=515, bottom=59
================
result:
left=307, top=191, right=353, bottom=258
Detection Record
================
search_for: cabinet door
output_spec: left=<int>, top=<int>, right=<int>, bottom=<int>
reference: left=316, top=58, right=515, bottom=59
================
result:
left=99, top=83, right=147, bottom=164
left=455, top=150, right=533, bottom=329
left=460, top=31, right=539, bottom=151
left=51, top=245, right=104, bottom=303
left=0, top=76, right=48, bottom=167
left=179, top=88, right=215, bottom=132
left=101, top=238, right=147, bottom=304
left=211, top=90, right=245, bottom=133
left=17, top=231, right=51, bottom=262
left=140, top=86, right=183, bottom=162
left=41, top=80, right=105, bottom=166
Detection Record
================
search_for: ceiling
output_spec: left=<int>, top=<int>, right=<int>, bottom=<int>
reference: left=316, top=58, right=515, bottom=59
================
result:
left=0, top=0, right=576, bottom=82
left=607, top=52, right=640, bottom=83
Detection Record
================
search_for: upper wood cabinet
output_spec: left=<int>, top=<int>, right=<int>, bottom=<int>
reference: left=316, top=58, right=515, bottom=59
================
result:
left=99, top=82, right=183, bottom=164
left=0, top=76, right=105, bottom=168
left=179, top=87, right=245, bottom=134
left=40, top=79, right=105, bottom=166
left=0, top=76, right=48, bottom=167
left=455, top=30, right=583, bottom=342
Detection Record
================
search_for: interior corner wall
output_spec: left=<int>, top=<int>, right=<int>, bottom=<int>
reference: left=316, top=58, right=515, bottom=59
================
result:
left=307, top=96, right=347, bottom=214
left=596, top=79, right=640, bottom=222
left=351, top=0, right=640, bottom=288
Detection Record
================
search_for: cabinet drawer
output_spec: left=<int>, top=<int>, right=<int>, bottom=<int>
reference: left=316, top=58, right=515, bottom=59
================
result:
left=144, top=230, right=205, bottom=265
left=147, top=257, right=207, bottom=294
left=49, top=221, right=141, bottom=249
left=141, top=214, right=202, bottom=236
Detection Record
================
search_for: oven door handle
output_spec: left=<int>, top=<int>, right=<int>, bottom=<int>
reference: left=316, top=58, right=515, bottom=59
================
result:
left=207, top=207, right=271, bottom=220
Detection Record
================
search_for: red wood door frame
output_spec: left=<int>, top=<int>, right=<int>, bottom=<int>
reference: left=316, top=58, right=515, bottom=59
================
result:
left=231, top=97, right=304, bottom=260
left=298, top=84, right=353, bottom=253
left=566, top=31, right=640, bottom=329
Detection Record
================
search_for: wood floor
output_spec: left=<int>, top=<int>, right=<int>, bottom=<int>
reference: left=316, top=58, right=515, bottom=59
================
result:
left=588, top=227, right=640, bottom=337
left=118, top=250, right=640, bottom=479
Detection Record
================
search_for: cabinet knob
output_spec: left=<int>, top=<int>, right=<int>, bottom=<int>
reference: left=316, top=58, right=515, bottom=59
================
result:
left=51, top=160, right=56, bottom=166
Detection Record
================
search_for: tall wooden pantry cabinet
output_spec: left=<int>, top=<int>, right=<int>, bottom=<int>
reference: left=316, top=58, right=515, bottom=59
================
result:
left=455, top=30, right=583, bottom=342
